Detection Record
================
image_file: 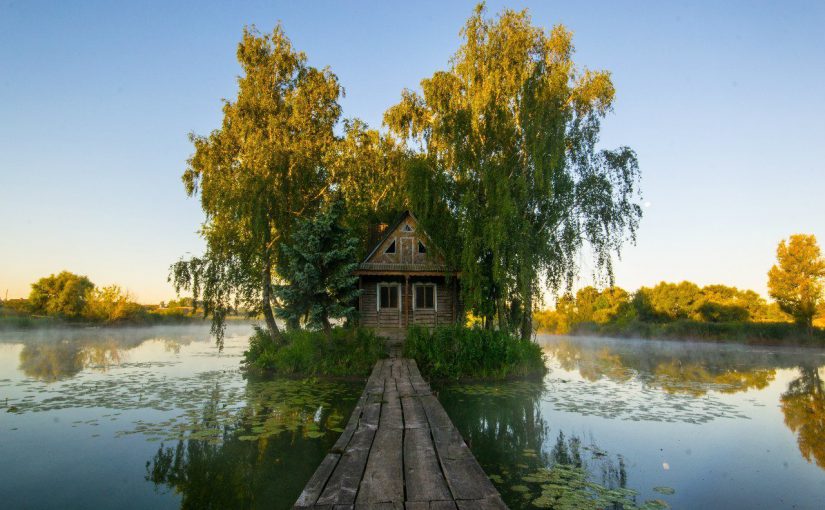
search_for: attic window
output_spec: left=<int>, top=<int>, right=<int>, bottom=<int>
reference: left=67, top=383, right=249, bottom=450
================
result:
left=418, top=241, right=427, bottom=254
left=385, top=239, right=396, bottom=254
left=402, top=223, right=414, bottom=232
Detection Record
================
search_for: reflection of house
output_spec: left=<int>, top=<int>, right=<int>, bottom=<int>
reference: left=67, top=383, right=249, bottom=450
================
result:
left=355, top=211, right=461, bottom=333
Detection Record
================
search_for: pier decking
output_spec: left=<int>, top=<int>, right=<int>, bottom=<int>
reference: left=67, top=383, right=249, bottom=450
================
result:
left=294, top=358, right=506, bottom=509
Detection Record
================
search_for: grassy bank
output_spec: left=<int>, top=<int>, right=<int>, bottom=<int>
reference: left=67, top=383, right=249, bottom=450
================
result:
left=244, top=326, right=386, bottom=377
left=404, top=325, right=547, bottom=381
left=0, top=308, right=205, bottom=330
left=569, top=320, right=825, bottom=347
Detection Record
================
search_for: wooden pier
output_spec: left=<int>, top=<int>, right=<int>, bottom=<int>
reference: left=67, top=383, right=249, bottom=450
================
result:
left=294, top=358, right=506, bottom=509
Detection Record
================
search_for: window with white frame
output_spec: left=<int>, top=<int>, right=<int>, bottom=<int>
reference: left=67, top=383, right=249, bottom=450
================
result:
left=414, top=284, right=436, bottom=310
left=377, top=284, right=399, bottom=310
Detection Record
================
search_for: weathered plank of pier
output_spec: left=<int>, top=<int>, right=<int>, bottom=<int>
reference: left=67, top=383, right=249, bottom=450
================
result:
left=294, top=358, right=507, bottom=509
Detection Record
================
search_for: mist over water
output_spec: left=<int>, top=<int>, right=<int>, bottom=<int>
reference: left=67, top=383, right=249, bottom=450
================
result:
left=439, top=334, right=825, bottom=509
left=0, top=324, right=360, bottom=509
left=2, top=327, right=825, bottom=508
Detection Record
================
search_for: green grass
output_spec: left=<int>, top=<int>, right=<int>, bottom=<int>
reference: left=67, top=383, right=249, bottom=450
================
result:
left=404, top=325, right=547, bottom=381
left=573, top=319, right=825, bottom=346
left=243, top=326, right=387, bottom=377
left=0, top=305, right=206, bottom=330
left=0, top=314, right=63, bottom=330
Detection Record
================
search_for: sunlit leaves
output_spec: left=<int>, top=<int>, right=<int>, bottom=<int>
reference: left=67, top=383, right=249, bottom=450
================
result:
left=768, top=234, right=825, bottom=328
left=171, top=25, right=343, bottom=346
left=384, top=4, right=642, bottom=335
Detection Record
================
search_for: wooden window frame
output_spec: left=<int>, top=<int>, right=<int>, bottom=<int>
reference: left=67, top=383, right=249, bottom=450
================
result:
left=376, top=283, right=400, bottom=311
left=412, top=283, right=437, bottom=311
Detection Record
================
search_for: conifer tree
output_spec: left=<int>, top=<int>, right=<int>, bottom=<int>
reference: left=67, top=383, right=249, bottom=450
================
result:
left=274, top=201, right=362, bottom=335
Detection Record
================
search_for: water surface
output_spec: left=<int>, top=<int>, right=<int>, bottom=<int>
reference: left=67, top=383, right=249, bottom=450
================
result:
left=4, top=328, right=825, bottom=509
left=0, top=325, right=360, bottom=509
left=438, top=335, right=825, bottom=509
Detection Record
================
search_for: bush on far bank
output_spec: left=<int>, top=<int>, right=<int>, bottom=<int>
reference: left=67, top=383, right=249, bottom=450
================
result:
left=243, top=326, right=386, bottom=377
left=573, top=319, right=825, bottom=346
left=404, top=325, right=547, bottom=381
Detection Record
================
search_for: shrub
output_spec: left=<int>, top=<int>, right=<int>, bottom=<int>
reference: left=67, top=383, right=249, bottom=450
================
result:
left=244, top=326, right=386, bottom=377
left=403, top=325, right=546, bottom=381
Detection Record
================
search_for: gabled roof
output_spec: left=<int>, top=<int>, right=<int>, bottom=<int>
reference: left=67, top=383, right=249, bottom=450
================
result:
left=357, top=210, right=457, bottom=275
left=362, top=210, right=418, bottom=264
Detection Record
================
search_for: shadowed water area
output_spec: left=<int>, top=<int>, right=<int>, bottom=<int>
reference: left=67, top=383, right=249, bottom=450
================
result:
left=2, top=328, right=825, bottom=509
left=0, top=324, right=361, bottom=509
left=436, top=335, right=825, bottom=509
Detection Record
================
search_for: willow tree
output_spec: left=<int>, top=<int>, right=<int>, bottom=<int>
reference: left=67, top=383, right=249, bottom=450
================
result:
left=329, top=119, right=407, bottom=257
left=170, top=26, right=342, bottom=346
left=384, top=4, right=642, bottom=338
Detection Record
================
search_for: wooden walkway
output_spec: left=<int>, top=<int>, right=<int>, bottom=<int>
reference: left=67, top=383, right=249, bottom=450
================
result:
left=294, top=358, right=506, bottom=509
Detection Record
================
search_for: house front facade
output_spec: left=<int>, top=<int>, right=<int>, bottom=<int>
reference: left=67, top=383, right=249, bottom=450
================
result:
left=355, top=211, right=461, bottom=334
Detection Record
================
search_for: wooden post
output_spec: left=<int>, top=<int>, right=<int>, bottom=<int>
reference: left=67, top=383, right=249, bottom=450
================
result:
left=357, top=277, right=363, bottom=326
left=405, top=275, right=410, bottom=328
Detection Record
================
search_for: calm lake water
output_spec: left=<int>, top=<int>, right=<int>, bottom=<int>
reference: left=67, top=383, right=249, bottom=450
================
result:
left=0, top=324, right=361, bottom=509
left=1, top=327, right=824, bottom=509
left=439, top=335, right=825, bottom=509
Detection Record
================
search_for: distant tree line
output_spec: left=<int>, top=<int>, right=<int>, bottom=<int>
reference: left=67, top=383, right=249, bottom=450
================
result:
left=534, top=281, right=793, bottom=335
left=537, top=234, right=825, bottom=340
left=0, top=271, right=200, bottom=326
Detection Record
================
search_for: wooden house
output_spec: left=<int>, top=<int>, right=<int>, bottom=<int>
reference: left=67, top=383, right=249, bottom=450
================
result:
left=355, top=211, right=462, bottom=334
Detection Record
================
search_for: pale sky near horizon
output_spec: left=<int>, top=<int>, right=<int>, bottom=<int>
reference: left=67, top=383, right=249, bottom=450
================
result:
left=1, top=0, right=823, bottom=304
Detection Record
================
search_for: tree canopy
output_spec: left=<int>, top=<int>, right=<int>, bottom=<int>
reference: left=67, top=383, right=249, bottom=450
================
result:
left=29, top=271, right=94, bottom=318
left=768, top=234, right=825, bottom=329
left=170, top=25, right=344, bottom=346
left=384, top=4, right=642, bottom=338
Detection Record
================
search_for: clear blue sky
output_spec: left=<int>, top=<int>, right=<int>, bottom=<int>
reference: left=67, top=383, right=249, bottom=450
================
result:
left=1, top=0, right=823, bottom=304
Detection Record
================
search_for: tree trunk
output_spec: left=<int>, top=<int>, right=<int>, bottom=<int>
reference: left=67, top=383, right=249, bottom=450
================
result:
left=321, top=315, right=332, bottom=339
left=520, top=289, right=533, bottom=341
left=261, top=252, right=282, bottom=344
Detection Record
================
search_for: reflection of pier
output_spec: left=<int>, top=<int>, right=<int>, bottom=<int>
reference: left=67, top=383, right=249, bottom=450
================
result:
left=294, top=358, right=506, bottom=508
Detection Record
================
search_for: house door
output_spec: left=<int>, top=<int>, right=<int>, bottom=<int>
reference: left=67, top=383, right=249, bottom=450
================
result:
left=400, top=237, right=414, bottom=264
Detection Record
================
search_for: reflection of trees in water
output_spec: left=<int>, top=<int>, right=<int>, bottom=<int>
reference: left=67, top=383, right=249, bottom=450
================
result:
left=781, top=366, right=825, bottom=470
left=439, top=382, right=645, bottom=509
left=18, top=342, right=86, bottom=381
left=546, top=340, right=781, bottom=396
left=547, top=338, right=825, bottom=474
left=145, top=380, right=351, bottom=510
left=9, top=328, right=210, bottom=381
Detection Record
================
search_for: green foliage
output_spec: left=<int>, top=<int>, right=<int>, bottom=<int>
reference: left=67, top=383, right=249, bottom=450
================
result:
left=768, top=234, right=825, bottom=328
left=170, top=24, right=343, bottom=347
left=3, top=274, right=202, bottom=329
left=331, top=119, right=407, bottom=257
left=385, top=4, right=642, bottom=337
left=83, top=285, right=146, bottom=323
left=537, top=281, right=797, bottom=337
left=274, top=200, right=362, bottom=332
left=403, top=325, right=546, bottom=380
left=244, top=326, right=386, bottom=377
left=533, top=278, right=825, bottom=344
left=28, top=271, right=94, bottom=318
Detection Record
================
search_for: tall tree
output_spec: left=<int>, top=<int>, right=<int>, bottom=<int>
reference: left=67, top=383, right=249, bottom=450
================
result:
left=384, top=4, right=642, bottom=338
left=29, top=271, right=94, bottom=318
left=274, top=200, right=362, bottom=335
left=328, top=119, right=407, bottom=257
left=170, top=26, right=342, bottom=346
left=768, top=234, right=825, bottom=330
